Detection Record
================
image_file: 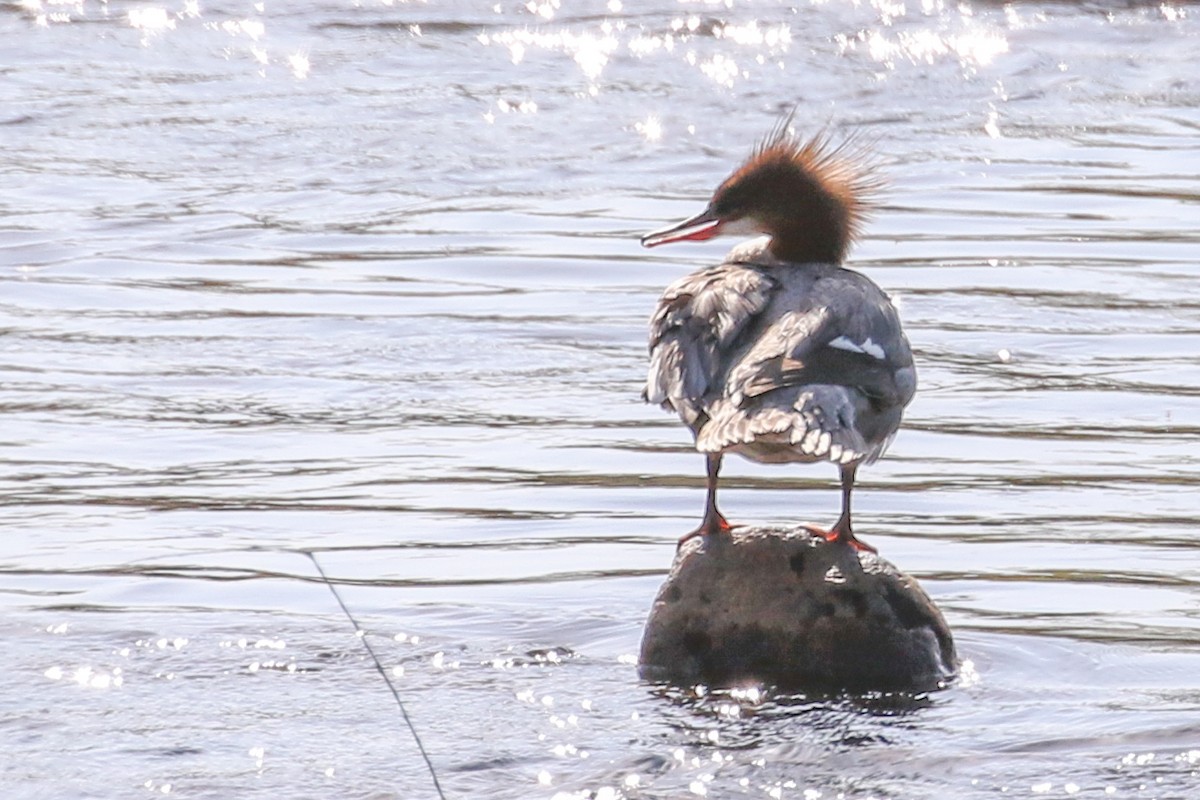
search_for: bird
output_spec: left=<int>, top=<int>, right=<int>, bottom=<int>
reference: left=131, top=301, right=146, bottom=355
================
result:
left=640, top=119, right=916, bottom=553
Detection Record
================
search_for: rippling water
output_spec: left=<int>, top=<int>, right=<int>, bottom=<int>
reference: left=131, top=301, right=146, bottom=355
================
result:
left=3, top=0, right=1200, bottom=797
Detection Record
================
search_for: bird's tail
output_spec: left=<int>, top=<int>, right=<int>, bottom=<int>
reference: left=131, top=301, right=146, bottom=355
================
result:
left=695, top=385, right=874, bottom=465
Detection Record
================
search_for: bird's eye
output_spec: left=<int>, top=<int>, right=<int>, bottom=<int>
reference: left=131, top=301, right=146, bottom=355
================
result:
left=712, top=197, right=739, bottom=219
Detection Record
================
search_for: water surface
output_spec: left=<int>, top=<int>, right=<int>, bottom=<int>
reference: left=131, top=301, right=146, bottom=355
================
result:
left=2, top=0, right=1200, bottom=797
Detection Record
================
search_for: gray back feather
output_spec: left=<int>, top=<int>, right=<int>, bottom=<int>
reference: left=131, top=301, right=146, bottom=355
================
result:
left=646, top=240, right=915, bottom=465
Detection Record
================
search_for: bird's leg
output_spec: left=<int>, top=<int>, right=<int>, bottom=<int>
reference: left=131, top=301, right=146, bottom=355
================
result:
left=826, top=462, right=877, bottom=553
left=678, top=453, right=732, bottom=549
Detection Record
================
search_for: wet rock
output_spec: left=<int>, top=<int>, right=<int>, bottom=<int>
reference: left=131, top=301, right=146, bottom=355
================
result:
left=639, top=526, right=957, bottom=692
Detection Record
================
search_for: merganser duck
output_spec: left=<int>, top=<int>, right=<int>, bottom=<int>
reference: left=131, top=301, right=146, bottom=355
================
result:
left=641, top=121, right=915, bottom=552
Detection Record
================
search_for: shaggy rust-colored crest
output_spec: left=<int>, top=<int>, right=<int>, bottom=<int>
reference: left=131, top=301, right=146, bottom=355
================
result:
left=714, top=118, right=882, bottom=264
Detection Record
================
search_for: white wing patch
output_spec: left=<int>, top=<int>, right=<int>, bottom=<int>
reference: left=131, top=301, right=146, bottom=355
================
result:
left=828, top=335, right=885, bottom=360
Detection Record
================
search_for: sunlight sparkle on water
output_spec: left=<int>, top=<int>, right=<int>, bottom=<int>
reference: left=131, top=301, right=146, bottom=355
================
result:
left=1177, top=750, right=1200, bottom=764
left=844, top=23, right=1008, bottom=70
left=958, top=659, right=981, bottom=687
left=697, top=53, right=742, bottom=87
left=216, top=18, right=266, bottom=41
left=635, top=116, right=663, bottom=142
left=716, top=20, right=791, bottom=50
left=128, top=7, right=175, bottom=38
left=43, top=664, right=125, bottom=689
left=629, top=32, right=677, bottom=56
left=433, top=652, right=460, bottom=668
left=1160, top=4, right=1187, bottom=22
left=526, top=0, right=560, bottom=20
left=483, top=28, right=617, bottom=82
left=21, top=0, right=83, bottom=24
left=984, top=109, right=1002, bottom=138
left=288, top=52, right=310, bottom=79
left=729, top=685, right=765, bottom=703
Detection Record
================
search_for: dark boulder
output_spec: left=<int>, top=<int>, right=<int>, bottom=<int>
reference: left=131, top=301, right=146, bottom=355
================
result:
left=639, top=526, right=957, bottom=692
